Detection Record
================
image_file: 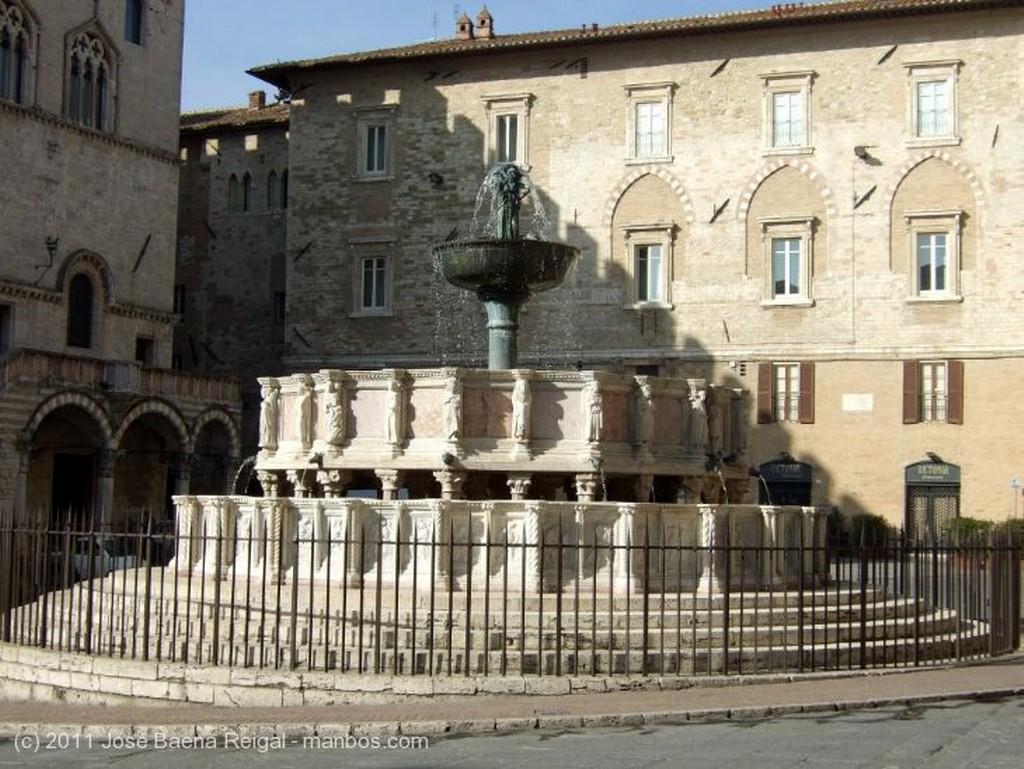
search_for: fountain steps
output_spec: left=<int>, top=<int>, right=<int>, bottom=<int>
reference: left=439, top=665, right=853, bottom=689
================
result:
left=24, top=629, right=990, bottom=677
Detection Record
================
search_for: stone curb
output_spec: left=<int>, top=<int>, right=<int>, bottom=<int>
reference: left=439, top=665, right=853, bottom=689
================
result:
left=2, top=685, right=1022, bottom=741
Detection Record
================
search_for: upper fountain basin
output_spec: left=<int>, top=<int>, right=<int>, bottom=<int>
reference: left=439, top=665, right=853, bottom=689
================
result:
left=434, top=239, right=579, bottom=297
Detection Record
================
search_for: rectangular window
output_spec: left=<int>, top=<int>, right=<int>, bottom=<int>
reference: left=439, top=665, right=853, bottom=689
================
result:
left=171, top=353, right=183, bottom=371
left=173, top=284, right=186, bottom=315
left=916, top=232, right=947, bottom=294
left=634, top=102, right=666, bottom=158
left=635, top=245, right=662, bottom=302
left=365, top=124, right=387, bottom=174
left=496, top=113, right=518, bottom=163
left=0, top=305, right=11, bottom=355
left=135, top=337, right=154, bottom=366
left=625, top=83, right=674, bottom=162
left=773, top=363, right=801, bottom=422
left=361, top=256, right=388, bottom=311
left=772, top=91, right=804, bottom=147
left=758, top=361, right=815, bottom=424
left=771, top=237, right=802, bottom=298
left=904, top=359, right=963, bottom=425
left=916, top=80, right=949, bottom=138
left=124, top=0, right=143, bottom=44
left=273, top=291, right=286, bottom=324
left=921, top=361, right=948, bottom=423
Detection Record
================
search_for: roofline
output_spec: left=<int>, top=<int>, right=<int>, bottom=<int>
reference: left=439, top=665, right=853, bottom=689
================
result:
left=247, top=0, right=1020, bottom=90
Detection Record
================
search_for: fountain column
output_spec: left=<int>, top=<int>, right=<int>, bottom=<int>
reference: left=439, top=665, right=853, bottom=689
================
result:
left=482, top=296, right=524, bottom=369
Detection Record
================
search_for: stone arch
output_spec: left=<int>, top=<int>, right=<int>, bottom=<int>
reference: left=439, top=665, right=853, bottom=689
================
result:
left=113, top=398, right=189, bottom=449
left=601, top=166, right=695, bottom=227
left=884, top=152, right=982, bottom=280
left=23, top=390, right=113, bottom=446
left=55, top=250, right=115, bottom=305
left=882, top=150, right=985, bottom=230
left=736, top=159, right=838, bottom=223
left=188, top=407, right=241, bottom=457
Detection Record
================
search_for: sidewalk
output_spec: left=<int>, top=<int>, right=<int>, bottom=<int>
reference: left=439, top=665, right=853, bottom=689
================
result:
left=2, top=654, right=1023, bottom=739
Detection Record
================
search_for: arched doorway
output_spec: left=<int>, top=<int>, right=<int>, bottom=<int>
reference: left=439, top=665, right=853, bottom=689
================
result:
left=115, top=411, right=185, bottom=529
left=26, top=404, right=106, bottom=527
left=192, top=418, right=233, bottom=495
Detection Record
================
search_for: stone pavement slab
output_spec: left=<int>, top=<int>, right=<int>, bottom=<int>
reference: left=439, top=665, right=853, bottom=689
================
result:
left=1, top=655, right=1022, bottom=739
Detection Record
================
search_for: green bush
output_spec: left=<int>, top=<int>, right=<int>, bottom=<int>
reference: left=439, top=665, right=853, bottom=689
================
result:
left=849, top=512, right=898, bottom=545
left=941, top=516, right=994, bottom=543
left=993, top=518, right=1024, bottom=546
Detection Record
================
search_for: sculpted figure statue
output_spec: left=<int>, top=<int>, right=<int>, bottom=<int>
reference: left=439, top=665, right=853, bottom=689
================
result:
left=258, top=384, right=279, bottom=450
left=297, top=378, right=314, bottom=448
left=512, top=374, right=530, bottom=441
left=325, top=381, right=347, bottom=446
left=386, top=379, right=403, bottom=445
left=584, top=380, right=603, bottom=443
left=689, top=386, right=709, bottom=452
left=636, top=380, right=654, bottom=447
left=443, top=375, right=462, bottom=440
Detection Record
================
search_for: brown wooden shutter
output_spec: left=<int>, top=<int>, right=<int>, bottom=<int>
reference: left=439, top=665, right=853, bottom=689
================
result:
left=757, top=362, right=773, bottom=424
left=947, top=359, right=964, bottom=424
left=798, top=361, right=815, bottom=424
left=903, top=360, right=921, bottom=424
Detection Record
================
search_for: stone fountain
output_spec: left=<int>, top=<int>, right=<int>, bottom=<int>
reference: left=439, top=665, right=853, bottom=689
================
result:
left=432, top=164, right=579, bottom=370
left=171, top=166, right=828, bottom=596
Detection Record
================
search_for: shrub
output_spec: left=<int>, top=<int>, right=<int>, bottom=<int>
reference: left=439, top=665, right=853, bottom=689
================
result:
left=941, top=516, right=994, bottom=543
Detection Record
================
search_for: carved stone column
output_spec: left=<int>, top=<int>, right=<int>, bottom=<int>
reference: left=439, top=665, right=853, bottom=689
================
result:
left=286, top=469, right=313, bottom=498
left=376, top=469, right=404, bottom=500
left=634, top=473, right=654, bottom=503
left=575, top=473, right=601, bottom=503
left=96, top=449, right=122, bottom=529
left=256, top=469, right=281, bottom=498
left=201, top=498, right=237, bottom=580
left=613, top=503, right=636, bottom=592
left=433, top=469, right=466, bottom=500
left=317, top=469, right=351, bottom=499
left=168, top=496, right=201, bottom=574
left=697, top=505, right=725, bottom=594
left=506, top=472, right=532, bottom=501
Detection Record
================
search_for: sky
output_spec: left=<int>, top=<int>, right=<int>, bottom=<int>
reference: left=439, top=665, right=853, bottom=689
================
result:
left=182, top=0, right=774, bottom=111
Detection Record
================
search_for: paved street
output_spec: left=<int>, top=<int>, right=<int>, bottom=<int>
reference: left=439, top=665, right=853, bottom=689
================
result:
left=1, top=696, right=1021, bottom=769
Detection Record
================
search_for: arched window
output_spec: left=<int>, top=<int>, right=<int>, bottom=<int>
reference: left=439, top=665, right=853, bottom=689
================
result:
left=0, top=1, right=29, bottom=104
left=228, top=173, right=242, bottom=212
left=67, top=273, right=95, bottom=348
left=267, top=170, right=280, bottom=210
left=66, top=33, right=111, bottom=131
left=124, top=0, right=143, bottom=45
left=242, top=172, right=252, bottom=212
left=267, top=170, right=288, bottom=211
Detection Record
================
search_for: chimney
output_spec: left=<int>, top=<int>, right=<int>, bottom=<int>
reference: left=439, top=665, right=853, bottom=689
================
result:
left=248, top=90, right=266, bottom=110
left=455, top=12, right=474, bottom=40
left=476, top=7, right=494, bottom=39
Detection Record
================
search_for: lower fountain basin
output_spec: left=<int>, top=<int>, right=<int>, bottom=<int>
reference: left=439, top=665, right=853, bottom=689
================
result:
left=434, top=239, right=579, bottom=297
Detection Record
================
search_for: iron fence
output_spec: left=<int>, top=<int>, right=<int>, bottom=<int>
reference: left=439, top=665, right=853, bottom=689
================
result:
left=0, top=515, right=1019, bottom=677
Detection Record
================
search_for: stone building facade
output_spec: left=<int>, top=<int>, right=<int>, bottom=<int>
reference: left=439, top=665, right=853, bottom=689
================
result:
left=175, top=91, right=289, bottom=461
left=0, top=0, right=241, bottom=527
left=240, top=0, right=1023, bottom=533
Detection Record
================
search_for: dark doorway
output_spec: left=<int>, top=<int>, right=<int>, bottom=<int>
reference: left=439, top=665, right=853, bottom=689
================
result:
left=51, top=453, right=94, bottom=525
left=758, top=458, right=813, bottom=506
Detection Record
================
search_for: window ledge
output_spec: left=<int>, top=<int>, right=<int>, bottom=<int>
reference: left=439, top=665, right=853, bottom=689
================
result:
left=762, top=145, right=814, bottom=158
left=625, top=155, right=673, bottom=166
left=761, top=297, right=815, bottom=308
left=906, top=136, right=961, bottom=150
left=623, top=301, right=674, bottom=311
left=906, top=294, right=963, bottom=305
left=355, top=173, right=394, bottom=183
left=350, top=309, right=394, bottom=318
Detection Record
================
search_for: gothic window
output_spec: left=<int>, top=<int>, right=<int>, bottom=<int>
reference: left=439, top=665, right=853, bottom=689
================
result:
left=67, top=273, right=95, bottom=348
left=0, top=1, right=30, bottom=104
left=66, top=33, right=112, bottom=131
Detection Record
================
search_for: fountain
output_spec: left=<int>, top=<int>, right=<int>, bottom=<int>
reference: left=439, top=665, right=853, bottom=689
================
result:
left=432, top=164, right=579, bottom=370
left=13, top=166, right=983, bottom=684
